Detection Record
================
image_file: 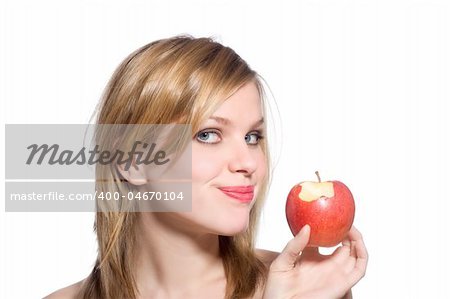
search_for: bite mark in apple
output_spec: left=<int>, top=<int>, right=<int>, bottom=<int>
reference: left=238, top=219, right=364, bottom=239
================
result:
left=298, top=182, right=334, bottom=202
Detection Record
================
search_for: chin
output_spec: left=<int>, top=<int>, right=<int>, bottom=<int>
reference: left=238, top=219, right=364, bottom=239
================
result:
left=214, top=215, right=250, bottom=236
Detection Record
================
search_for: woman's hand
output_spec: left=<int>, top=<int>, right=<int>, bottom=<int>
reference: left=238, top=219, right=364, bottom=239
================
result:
left=262, top=225, right=368, bottom=299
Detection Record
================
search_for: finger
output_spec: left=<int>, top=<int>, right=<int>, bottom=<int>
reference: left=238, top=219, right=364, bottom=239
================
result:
left=341, top=235, right=355, bottom=258
left=347, top=229, right=369, bottom=285
left=341, top=229, right=351, bottom=247
left=350, top=226, right=367, bottom=260
left=343, top=256, right=357, bottom=274
left=270, top=225, right=310, bottom=272
left=347, top=226, right=364, bottom=244
left=330, top=245, right=351, bottom=265
left=344, top=226, right=364, bottom=257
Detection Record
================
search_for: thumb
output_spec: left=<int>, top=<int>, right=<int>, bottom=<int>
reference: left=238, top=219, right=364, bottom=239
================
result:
left=270, top=225, right=311, bottom=272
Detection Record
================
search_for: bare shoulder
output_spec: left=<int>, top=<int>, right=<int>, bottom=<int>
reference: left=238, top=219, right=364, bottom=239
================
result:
left=254, top=248, right=280, bottom=267
left=43, top=280, right=84, bottom=299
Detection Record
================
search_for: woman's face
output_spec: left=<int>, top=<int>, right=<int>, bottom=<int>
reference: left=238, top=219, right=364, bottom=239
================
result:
left=177, top=81, right=267, bottom=236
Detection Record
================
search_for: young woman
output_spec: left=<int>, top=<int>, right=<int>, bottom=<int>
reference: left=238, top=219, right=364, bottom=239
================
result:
left=45, top=35, right=368, bottom=299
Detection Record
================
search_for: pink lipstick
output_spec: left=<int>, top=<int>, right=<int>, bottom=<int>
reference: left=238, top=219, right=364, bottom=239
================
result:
left=218, top=185, right=255, bottom=203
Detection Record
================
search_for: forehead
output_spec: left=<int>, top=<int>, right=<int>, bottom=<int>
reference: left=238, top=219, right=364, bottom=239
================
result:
left=208, top=82, right=263, bottom=122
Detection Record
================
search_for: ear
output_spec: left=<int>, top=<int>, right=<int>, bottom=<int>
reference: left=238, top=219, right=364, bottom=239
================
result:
left=115, top=155, right=148, bottom=186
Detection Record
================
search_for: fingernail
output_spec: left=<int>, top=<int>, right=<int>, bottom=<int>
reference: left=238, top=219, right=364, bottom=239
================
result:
left=297, top=224, right=309, bottom=236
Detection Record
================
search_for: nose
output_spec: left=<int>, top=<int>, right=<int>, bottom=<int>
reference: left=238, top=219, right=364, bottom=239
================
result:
left=228, top=139, right=258, bottom=175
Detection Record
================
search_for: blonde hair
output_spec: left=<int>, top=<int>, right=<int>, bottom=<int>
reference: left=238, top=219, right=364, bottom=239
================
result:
left=78, top=35, right=272, bottom=299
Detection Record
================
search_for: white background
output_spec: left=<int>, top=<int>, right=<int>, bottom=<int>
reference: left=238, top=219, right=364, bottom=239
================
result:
left=1, top=0, right=449, bottom=298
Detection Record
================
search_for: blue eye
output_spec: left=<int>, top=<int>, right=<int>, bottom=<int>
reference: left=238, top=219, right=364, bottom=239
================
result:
left=245, top=132, right=264, bottom=145
left=196, top=131, right=221, bottom=144
left=195, top=130, right=264, bottom=145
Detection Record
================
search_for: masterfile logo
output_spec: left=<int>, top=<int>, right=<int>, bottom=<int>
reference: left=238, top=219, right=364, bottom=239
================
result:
left=4, top=124, right=192, bottom=212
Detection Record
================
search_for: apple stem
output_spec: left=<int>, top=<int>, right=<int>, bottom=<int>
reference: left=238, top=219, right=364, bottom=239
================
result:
left=315, top=171, right=321, bottom=183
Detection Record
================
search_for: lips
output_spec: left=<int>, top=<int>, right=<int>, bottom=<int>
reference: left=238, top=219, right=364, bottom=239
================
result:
left=218, top=185, right=255, bottom=203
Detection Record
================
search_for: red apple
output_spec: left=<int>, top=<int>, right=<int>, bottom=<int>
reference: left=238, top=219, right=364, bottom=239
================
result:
left=286, top=171, right=355, bottom=247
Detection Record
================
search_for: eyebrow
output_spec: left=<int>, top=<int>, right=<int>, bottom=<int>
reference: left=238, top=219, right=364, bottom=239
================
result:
left=209, top=116, right=264, bottom=127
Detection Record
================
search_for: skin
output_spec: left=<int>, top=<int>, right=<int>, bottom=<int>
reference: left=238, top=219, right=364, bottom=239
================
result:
left=263, top=225, right=365, bottom=299
left=44, top=81, right=366, bottom=299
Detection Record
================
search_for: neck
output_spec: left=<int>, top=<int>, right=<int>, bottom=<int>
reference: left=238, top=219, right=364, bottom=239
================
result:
left=133, top=213, right=226, bottom=298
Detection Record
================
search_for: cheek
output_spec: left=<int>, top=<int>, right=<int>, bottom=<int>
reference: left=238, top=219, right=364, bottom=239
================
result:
left=256, top=152, right=268, bottom=180
left=192, top=145, right=223, bottom=180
